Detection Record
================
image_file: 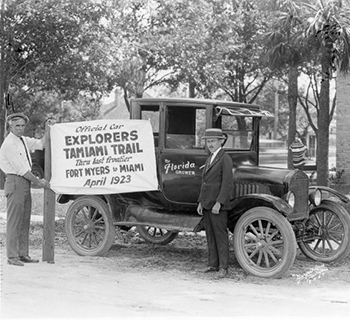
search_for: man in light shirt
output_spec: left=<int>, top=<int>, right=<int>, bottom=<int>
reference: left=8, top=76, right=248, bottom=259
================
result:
left=0, top=113, right=50, bottom=266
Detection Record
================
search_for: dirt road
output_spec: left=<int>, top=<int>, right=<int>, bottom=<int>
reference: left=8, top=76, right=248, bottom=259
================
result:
left=1, top=242, right=350, bottom=320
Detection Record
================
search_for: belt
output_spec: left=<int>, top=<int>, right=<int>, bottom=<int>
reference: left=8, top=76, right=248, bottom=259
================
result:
left=6, top=174, right=23, bottom=178
left=6, top=174, right=29, bottom=184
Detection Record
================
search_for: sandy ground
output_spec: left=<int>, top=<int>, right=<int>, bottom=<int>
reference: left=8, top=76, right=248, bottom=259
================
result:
left=1, top=224, right=350, bottom=320
left=1, top=246, right=350, bottom=320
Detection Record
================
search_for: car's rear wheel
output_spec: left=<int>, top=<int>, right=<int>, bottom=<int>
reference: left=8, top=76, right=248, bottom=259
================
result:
left=233, top=207, right=297, bottom=278
left=136, top=225, right=178, bottom=245
left=32, top=163, right=44, bottom=179
left=298, top=200, right=350, bottom=262
left=65, top=196, right=116, bottom=256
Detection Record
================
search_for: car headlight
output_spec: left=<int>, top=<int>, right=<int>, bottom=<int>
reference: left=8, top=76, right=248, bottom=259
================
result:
left=286, top=191, right=296, bottom=209
left=309, top=188, right=322, bottom=206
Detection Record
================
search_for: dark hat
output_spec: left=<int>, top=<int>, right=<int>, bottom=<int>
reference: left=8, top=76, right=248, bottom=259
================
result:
left=202, top=128, right=226, bottom=140
left=6, top=113, right=29, bottom=124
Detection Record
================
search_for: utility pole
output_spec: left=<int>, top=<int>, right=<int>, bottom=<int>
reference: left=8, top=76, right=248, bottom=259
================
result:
left=42, top=122, right=56, bottom=263
left=274, top=91, right=279, bottom=140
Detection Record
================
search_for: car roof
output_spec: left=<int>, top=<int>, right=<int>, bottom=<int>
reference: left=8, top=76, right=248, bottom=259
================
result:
left=130, top=97, right=273, bottom=117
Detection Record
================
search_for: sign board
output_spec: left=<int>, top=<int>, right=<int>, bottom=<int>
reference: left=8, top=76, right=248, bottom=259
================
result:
left=50, top=120, right=158, bottom=194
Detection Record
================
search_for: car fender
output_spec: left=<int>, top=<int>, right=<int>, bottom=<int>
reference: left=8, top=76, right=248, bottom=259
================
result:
left=230, top=193, right=294, bottom=218
left=309, top=186, right=349, bottom=203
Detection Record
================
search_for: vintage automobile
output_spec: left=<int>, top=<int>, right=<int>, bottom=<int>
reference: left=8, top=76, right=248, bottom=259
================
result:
left=58, top=98, right=350, bottom=278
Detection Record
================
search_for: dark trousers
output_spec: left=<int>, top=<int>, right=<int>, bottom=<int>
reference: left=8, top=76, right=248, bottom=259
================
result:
left=5, top=175, right=32, bottom=258
left=203, top=208, right=229, bottom=269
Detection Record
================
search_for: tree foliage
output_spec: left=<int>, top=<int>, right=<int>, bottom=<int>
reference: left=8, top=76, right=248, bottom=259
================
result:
left=0, top=0, right=118, bottom=135
left=4, top=0, right=115, bottom=98
left=154, top=0, right=272, bottom=103
left=1, top=0, right=350, bottom=189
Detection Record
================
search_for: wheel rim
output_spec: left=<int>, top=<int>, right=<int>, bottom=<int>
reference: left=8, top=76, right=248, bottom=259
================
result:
left=71, top=205, right=108, bottom=251
left=303, top=209, right=345, bottom=258
left=135, top=225, right=178, bottom=244
left=142, top=226, right=171, bottom=239
left=242, top=218, right=285, bottom=269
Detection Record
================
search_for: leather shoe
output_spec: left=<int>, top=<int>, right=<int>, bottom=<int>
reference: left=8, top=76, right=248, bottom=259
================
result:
left=20, top=255, right=39, bottom=263
left=215, top=268, right=228, bottom=279
left=8, top=258, right=24, bottom=266
left=203, top=266, right=219, bottom=273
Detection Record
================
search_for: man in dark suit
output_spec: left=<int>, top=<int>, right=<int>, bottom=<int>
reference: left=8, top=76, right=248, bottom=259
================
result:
left=197, top=128, right=233, bottom=279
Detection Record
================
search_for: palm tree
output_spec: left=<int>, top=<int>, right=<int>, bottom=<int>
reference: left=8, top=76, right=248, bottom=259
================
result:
left=261, top=0, right=308, bottom=169
left=303, top=0, right=350, bottom=186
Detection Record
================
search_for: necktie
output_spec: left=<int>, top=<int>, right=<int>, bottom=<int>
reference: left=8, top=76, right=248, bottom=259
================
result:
left=209, top=153, right=214, bottom=164
left=20, top=137, right=32, bottom=167
left=206, top=153, right=213, bottom=170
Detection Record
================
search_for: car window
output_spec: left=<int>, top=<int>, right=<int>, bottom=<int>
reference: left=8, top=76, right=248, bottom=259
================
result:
left=141, top=105, right=160, bottom=147
left=219, top=115, right=253, bottom=150
left=165, top=105, right=206, bottom=149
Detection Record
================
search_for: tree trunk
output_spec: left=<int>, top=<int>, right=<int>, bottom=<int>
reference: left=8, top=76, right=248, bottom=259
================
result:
left=135, top=68, right=145, bottom=98
left=0, top=0, right=6, bottom=189
left=336, top=73, right=350, bottom=185
left=287, top=65, right=298, bottom=170
left=316, top=48, right=331, bottom=186
left=189, top=81, right=195, bottom=98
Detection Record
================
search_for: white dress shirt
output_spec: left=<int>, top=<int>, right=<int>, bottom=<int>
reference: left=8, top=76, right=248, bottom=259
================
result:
left=0, top=132, right=43, bottom=176
left=210, top=147, right=221, bottom=164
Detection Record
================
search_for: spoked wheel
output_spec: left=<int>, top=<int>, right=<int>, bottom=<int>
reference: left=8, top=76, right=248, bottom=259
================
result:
left=233, top=207, right=297, bottom=278
left=31, top=163, right=44, bottom=179
left=65, top=196, right=116, bottom=256
left=136, top=225, right=178, bottom=245
left=298, top=200, right=350, bottom=262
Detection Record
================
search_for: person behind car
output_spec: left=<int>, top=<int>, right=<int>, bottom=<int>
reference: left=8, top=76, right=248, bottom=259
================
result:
left=290, top=138, right=308, bottom=169
left=0, top=113, right=50, bottom=266
left=197, top=128, right=233, bottom=279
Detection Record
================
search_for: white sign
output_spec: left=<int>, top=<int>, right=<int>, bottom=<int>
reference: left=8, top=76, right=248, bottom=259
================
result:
left=50, top=120, right=158, bottom=194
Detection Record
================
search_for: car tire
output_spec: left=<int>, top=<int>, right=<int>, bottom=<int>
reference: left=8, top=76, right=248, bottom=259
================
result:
left=298, top=200, right=350, bottom=262
left=31, top=163, right=44, bottom=179
left=136, top=225, right=178, bottom=245
left=65, top=196, right=116, bottom=256
left=233, top=206, right=297, bottom=279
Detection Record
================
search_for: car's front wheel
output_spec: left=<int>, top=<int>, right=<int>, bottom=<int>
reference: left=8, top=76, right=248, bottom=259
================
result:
left=233, top=207, right=297, bottom=279
left=136, top=225, right=178, bottom=245
left=65, top=196, right=116, bottom=256
left=298, top=200, right=350, bottom=262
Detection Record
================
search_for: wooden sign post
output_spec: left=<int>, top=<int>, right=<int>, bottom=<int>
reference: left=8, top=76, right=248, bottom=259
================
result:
left=42, top=122, right=56, bottom=263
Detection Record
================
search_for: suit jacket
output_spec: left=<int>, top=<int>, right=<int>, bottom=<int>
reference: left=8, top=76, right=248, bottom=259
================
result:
left=198, top=148, right=233, bottom=210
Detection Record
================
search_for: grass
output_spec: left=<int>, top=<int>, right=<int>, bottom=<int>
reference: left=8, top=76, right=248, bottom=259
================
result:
left=0, top=188, right=70, bottom=218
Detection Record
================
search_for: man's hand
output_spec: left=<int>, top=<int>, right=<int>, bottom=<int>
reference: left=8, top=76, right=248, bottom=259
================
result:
left=24, top=171, right=50, bottom=189
left=197, top=202, right=203, bottom=215
left=45, top=118, right=57, bottom=126
left=37, top=178, right=50, bottom=189
left=212, top=201, right=221, bottom=214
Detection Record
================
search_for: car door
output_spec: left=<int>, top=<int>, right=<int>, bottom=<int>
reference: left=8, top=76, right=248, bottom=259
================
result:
left=158, top=104, right=208, bottom=205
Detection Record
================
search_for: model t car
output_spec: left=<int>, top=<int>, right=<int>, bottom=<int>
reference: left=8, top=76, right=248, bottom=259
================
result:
left=58, top=98, right=350, bottom=278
